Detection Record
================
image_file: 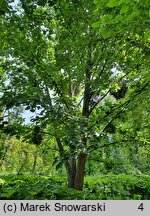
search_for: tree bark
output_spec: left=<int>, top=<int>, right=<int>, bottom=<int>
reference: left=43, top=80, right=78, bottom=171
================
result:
left=74, top=153, right=87, bottom=190
left=66, top=44, right=92, bottom=190
left=66, top=156, right=76, bottom=188
left=56, top=138, right=87, bottom=191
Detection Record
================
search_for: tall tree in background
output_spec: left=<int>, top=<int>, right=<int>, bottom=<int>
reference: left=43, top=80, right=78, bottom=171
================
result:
left=0, top=0, right=149, bottom=190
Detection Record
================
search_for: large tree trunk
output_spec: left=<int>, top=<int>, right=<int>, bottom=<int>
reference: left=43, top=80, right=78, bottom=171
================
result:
left=74, top=153, right=87, bottom=190
left=56, top=132, right=87, bottom=191
left=65, top=153, right=86, bottom=191
left=66, top=156, right=76, bottom=188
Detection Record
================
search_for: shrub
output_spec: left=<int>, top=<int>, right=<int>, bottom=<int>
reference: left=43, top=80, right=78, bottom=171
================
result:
left=0, top=174, right=149, bottom=200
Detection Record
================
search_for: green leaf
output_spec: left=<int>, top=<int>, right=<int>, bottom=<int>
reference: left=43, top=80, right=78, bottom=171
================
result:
left=92, top=21, right=101, bottom=28
left=95, top=0, right=108, bottom=9
left=56, top=161, right=64, bottom=171
left=101, top=14, right=113, bottom=25
left=120, top=5, right=129, bottom=14
left=93, top=0, right=98, bottom=4
left=107, top=0, right=120, bottom=8
left=114, top=14, right=123, bottom=22
left=144, top=29, right=150, bottom=40
left=127, top=9, right=140, bottom=23
left=0, top=188, right=16, bottom=198
left=101, top=28, right=111, bottom=39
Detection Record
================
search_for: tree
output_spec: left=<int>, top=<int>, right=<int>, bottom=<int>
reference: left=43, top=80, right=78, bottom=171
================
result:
left=0, top=0, right=149, bottom=190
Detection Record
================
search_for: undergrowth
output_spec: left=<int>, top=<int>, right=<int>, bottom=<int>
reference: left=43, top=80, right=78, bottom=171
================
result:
left=0, top=173, right=149, bottom=200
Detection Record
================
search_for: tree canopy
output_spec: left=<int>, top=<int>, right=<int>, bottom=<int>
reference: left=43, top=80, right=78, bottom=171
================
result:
left=0, top=0, right=150, bottom=190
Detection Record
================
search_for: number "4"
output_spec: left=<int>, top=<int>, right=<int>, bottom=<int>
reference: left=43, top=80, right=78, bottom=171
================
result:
left=138, top=203, right=144, bottom=211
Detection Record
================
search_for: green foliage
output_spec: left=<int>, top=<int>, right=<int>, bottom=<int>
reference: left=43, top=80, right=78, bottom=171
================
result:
left=0, top=136, right=58, bottom=175
left=0, top=0, right=149, bottom=190
left=84, top=174, right=150, bottom=200
left=93, top=0, right=150, bottom=40
left=0, top=174, right=150, bottom=200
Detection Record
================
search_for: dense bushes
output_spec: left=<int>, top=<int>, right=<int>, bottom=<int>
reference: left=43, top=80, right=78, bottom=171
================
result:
left=0, top=174, right=149, bottom=200
left=84, top=174, right=150, bottom=200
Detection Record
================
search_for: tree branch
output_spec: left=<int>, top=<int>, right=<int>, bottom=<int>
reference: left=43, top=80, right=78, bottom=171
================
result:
left=89, top=90, right=110, bottom=115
